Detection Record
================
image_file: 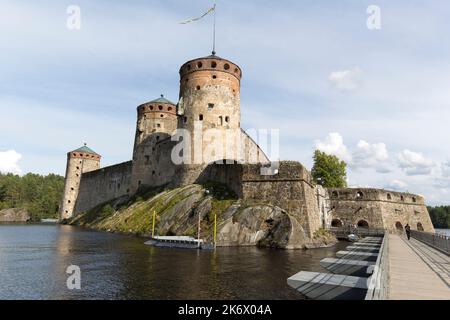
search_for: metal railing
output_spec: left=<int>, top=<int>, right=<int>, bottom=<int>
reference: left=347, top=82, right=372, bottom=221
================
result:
left=410, top=230, right=450, bottom=255
left=328, top=227, right=385, bottom=239
left=365, top=233, right=390, bottom=300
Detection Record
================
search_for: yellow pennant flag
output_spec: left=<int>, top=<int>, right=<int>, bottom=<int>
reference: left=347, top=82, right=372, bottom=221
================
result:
left=180, top=5, right=215, bottom=24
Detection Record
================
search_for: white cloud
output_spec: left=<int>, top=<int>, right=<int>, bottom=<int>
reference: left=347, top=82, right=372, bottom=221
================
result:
left=0, top=150, right=22, bottom=174
left=351, top=140, right=390, bottom=172
left=314, top=132, right=351, bottom=162
left=397, top=149, right=435, bottom=176
left=328, top=67, right=362, bottom=92
left=385, top=179, right=408, bottom=191
left=441, top=161, right=450, bottom=177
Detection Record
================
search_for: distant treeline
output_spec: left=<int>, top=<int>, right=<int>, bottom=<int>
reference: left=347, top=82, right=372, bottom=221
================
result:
left=0, top=173, right=65, bottom=221
left=428, top=206, right=450, bottom=229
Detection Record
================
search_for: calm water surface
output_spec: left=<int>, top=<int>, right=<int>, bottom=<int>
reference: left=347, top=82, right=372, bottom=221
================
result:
left=0, top=224, right=346, bottom=300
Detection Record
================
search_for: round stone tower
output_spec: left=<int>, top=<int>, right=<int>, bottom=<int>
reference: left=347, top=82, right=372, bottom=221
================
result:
left=177, top=54, right=242, bottom=164
left=59, top=144, right=101, bottom=221
left=133, top=95, right=178, bottom=152
left=130, top=95, right=178, bottom=192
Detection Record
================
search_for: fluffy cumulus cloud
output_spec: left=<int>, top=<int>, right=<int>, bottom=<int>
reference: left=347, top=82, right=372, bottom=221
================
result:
left=0, top=150, right=22, bottom=174
left=352, top=140, right=390, bottom=173
left=314, top=132, right=351, bottom=162
left=397, top=149, right=435, bottom=176
left=328, top=67, right=362, bottom=92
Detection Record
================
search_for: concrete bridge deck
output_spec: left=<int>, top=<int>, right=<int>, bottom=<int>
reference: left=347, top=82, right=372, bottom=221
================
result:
left=388, top=234, right=450, bottom=300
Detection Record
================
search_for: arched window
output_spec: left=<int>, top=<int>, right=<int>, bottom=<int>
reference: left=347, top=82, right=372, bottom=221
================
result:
left=357, top=220, right=369, bottom=228
left=199, top=114, right=204, bottom=121
left=224, top=63, right=230, bottom=70
left=412, top=197, right=417, bottom=203
left=211, top=61, right=217, bottom=68
left=158, top=105, right=163, bottom=110
left=196, top=85, right=201, bottom=90
left=356, top=191, right=364, bottom=199
left=395, top=221, right=403, bottom=231
left=401, top=195, right=405, bottom=202
left=197, top=61, right=203, bottom=68
left=387, top=193, right=392, bottom=200
left=417, top=222, right=424, bottom=231
left=331, top=219, right=343, bottom=228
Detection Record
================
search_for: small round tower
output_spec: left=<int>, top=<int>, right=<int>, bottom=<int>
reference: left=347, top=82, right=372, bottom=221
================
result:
left=59, top=144, right=101, bottom=220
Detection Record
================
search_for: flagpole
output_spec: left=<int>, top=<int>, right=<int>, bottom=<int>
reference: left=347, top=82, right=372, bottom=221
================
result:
left=212, top=3, right=217, bottom=55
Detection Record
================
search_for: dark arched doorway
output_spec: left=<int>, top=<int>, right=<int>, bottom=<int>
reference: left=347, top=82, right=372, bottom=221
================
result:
left=357, top=220, right=369, bottom=229
left=331, top=219, right=343, bottom=228
left=417, top=222, right=424, bottom=231
left=395, top=221, right=403, bottom=231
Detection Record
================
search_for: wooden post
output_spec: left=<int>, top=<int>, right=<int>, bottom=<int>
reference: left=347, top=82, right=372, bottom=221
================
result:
left=197, top=210, right=201, bottom=248
left=152, top=210, right=156, bottom=239
left=214, top=212, right=217, bottom=249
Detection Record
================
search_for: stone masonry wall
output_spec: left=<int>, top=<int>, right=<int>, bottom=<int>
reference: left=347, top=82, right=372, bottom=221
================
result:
left=74, top=161, right=132, bottom=214
left=327, top=188, right=435, bottom=233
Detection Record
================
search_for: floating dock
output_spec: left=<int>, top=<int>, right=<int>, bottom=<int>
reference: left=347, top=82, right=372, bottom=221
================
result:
left=144, top=236, right=214, bottom=250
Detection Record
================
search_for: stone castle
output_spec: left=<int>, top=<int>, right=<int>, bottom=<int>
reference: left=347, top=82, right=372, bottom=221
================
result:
left=59, top=54, right=434, bottom=246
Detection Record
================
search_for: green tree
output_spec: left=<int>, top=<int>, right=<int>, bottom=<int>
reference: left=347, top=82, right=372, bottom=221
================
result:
left=311, top=150, right=347, bottom=188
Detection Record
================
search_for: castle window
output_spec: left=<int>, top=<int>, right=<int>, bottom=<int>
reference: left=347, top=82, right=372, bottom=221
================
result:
left=168, top=107, right=172, bottom=111
left=356, top=191, right=364, bottom=199
left=197, top=61, right=203, bottom=68
left=387, top=193, right=392, bottom=200
left=150, top=106, right=154, bottom=110
left=65, top=210, right=68, bottom=214
left=158, top=105, right=163, bottom=110
left=157, top=123, right=161, bottom=128
left=234, top=68, right=239, bottom=74
left=401, top=195, right=405, bottom=202
left=357, top=220, right=369, bottom=228
left=225, top=116, right=230, bottom=123
left=219, top=116, right=223, bottom=126
left=412, top=197, right=416, bottom=203
left=183, top=116, right=188, bottom=123
left=196, top=85, right=201, bottom=90
left=212, top=75, right=217, bottom=79
left=208, top=103, right=214, bottom=110
left=152, top=171, right=156, bottom=175
left=76, top=166, right=80, bottom=170
left=71, top=187, right=74, bottom=191
left=224, top=63, right=230, bottom=70
left=160, top=114, right=164, bottom=118
left=199, top=114, right=204, bottom=121
left=211, top=61, right=217, bottom=68
left=332, top=191, right=339, bottom=198
left=68, top=200, right=71, bottom=204
left=331, top=219, right=343, bottom=228
left=76, top=174, right=79, bottom=177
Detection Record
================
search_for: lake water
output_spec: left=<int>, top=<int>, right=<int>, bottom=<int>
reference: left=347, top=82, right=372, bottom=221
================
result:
left=0, top=224, right=346, bottom=300
left=435, top=229, right=450, bottom=237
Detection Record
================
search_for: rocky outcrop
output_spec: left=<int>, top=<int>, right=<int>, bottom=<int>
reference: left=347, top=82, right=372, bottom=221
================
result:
left=0, top=208, right=31, bottom=222
left=69, top=184, right=336, bottom=249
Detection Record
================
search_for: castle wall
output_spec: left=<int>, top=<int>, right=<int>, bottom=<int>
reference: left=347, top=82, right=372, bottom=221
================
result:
left=327, top=188, right=435, bottom=233
left=74, top=161, right=132, bottom=214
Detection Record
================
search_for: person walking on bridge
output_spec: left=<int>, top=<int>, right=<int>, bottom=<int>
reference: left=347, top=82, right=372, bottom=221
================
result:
left=405, top=224, right=411, bottom=241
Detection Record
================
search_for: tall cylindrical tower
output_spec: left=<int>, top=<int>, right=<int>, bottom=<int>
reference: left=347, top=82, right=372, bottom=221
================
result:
left=59, top=145, right=101, bottom=220
left=177, top=54, right=242, bottom=164
left=130, top=95, right=178, bottom=192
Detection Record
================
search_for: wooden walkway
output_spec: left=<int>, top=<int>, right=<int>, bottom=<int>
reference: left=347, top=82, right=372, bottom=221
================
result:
left=388, top=234, right=450, bottom=300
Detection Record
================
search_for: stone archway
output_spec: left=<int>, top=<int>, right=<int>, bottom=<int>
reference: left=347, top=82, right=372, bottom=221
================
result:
left=331, top=219, right=343, bottom=228
left=357, top=220, right=369, bottom=229
left=417, top=222, right=424, bottom=231
left=395, top=221, right=403, bottom=231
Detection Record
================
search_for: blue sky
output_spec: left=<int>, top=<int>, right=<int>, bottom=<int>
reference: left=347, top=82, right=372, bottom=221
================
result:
left=1, top=0, right=450, bottom=205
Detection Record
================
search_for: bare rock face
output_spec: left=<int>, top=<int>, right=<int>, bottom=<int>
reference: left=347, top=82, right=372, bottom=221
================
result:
left=0, top=208, right=31, bottom=222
